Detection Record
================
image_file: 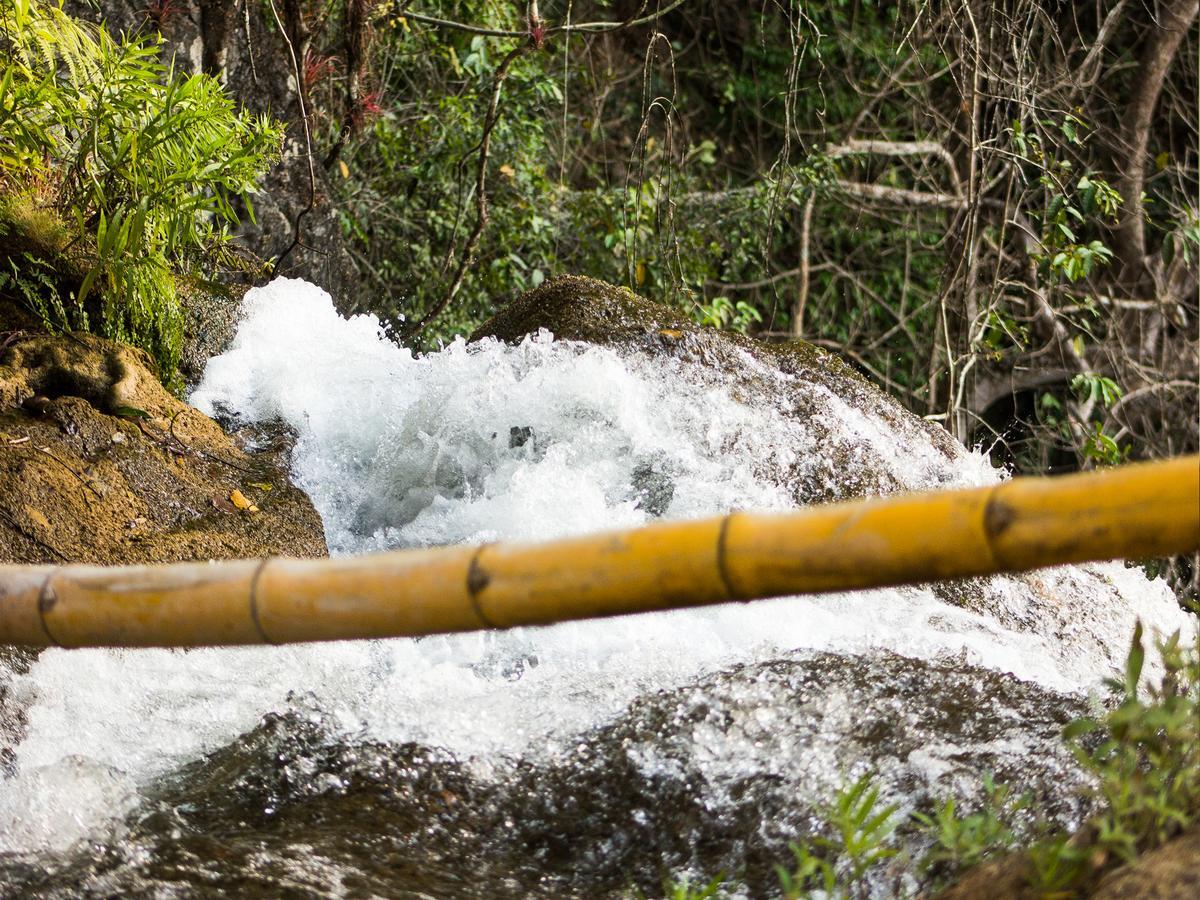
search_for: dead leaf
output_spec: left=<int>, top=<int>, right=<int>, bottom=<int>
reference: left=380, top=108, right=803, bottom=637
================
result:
left=23, top=506, right=51, bottom=530
left=498, top=164, right=516, bottom=178
left=230, top=489, right=259, bottom=514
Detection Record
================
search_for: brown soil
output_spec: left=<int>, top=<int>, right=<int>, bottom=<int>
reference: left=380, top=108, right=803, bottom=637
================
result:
left=1091, top=825, right=1200, bottom=899
left=935, top=825, right=1200, bottom=899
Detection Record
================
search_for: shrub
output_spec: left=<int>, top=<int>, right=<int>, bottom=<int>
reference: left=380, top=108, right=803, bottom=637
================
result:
left=666, top=625, right=1199, bottom=898
left=0, top=0, right=281, bottom=383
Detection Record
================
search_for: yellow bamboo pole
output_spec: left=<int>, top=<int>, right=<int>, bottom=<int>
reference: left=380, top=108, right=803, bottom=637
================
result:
left=0, top=456, right=1196, bottom=649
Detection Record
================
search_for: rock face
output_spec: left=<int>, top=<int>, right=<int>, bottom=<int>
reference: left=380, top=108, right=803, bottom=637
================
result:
left=0, top=328, right=327, bottom=794
left=176, top=280, right=250, bottom=387
left=0, top=650, right=1096, bottom=898
left=0, top=332, right=327, bottom=566
left=474, top=275, right=968, bottom=503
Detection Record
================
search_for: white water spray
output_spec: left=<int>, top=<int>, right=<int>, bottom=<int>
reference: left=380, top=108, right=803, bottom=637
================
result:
left=0, top=278, right=1189, bottom=856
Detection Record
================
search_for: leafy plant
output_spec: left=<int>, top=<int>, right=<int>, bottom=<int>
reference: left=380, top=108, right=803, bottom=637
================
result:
left=0, top=250, right=81, bottom=330
left=777, top=773, right=899, bottom=898
left=913, top=773, right=1027, bottom=879
left=751, top=626, right=1200, bottom=899
left=1059, top=624, right=1200, bottom=866
left=1080, top=422, right=1128, bottom=467
left=0, top=0, right=281, bottom=381
left=1070, top=372, right=1122, bottom=408
left=918, top=624, right=1200, bottom=898
left=694, top=296, right=763, bottom=334
left=660, top=873, right=727, bottom=900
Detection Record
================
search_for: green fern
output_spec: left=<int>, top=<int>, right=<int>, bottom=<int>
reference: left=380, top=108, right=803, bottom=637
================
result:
left=0, top=0, right=281, bottom=382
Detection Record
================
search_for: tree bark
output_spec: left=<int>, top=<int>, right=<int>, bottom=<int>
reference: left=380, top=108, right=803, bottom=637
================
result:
left=1112, top=0, right=1199, bottom=282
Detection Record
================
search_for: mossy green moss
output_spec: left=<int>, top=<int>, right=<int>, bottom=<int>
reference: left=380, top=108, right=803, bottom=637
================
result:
left=474, top=274, right=825, bottom=368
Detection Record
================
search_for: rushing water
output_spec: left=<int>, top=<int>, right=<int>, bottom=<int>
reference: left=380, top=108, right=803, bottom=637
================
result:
left=0, top=279, right=1192, bottom=896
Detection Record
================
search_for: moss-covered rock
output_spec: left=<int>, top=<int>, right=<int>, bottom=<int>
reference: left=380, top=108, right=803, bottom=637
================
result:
left=473, top=275, right=969, bottom=503
left=175, top=279, right=248, bottom=387
left=0, top=332, right=327, bottom=566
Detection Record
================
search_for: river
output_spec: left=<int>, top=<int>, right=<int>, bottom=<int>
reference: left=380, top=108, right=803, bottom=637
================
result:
left=0, top=279, right=1191, bottom=897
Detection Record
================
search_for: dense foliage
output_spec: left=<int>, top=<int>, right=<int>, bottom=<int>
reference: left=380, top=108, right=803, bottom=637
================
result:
left=0, top=0, right=280, bottom=382
left=311, top=0, right=1196, bottom=593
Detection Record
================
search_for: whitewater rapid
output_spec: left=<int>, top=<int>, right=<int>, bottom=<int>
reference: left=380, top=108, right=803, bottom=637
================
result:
left=0, top=278, right=1190, bottom=858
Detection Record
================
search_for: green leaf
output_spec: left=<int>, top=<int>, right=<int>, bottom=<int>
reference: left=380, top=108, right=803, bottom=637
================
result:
left=1062, top=717, right=1100, bottom=740
left=1125, top=621, right=1145, bottom=698
left=112, top=405, right=151, bottom=420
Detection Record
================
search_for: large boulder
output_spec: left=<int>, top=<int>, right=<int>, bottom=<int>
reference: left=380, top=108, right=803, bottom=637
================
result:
left=0, top=328, right=328, bottom=803
left=474, top=275, right=969, bottom=504
left=0, top=650, right=1096, bottom=898
left=0, top=332, right=327, bottom=566
left=467, top=276, right=1191, bottom=685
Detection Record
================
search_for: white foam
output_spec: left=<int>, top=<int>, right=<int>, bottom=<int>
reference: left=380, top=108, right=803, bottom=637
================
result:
left=0, top=277, right=1190, bottom=854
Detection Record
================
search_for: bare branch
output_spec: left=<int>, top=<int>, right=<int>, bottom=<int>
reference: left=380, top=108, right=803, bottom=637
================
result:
left=826, top=139, right=962, bottom=194
left=266, top=0, right=316, bottom=272
left=393, top=0, right=695, bottom=39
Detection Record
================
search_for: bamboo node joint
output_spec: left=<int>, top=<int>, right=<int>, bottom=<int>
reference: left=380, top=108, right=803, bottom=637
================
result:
left=984, top=495, right=1017, bottom=539
left=466, top=545, right=497, bottom=628
left=36, top=569, right=62, bottom=647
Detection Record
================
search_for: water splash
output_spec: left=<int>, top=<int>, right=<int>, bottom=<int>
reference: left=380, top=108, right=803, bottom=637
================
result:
left=0, top=278, right=1190, bottom=869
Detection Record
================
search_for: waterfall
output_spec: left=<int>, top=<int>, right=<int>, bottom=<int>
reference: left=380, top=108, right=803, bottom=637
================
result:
left=0, top=278, right=1190, bottom=895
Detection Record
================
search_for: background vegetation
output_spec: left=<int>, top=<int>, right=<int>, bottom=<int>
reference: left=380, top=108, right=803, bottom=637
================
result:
left=1, top=0, right=1196, bottom=591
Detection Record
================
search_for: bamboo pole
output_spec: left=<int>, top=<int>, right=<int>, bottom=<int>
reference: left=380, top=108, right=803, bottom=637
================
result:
left=1, top=456, right=1196, bottom=649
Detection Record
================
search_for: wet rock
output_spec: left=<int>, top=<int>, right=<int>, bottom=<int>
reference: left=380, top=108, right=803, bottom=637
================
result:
left=470, top=276, right=1191, bottom=687
left=176, top=279, right=249, bottom=387
left=474, top=276, right=968, bottom=505
left=0, top=332, right=327, bottom=566
left=0, top=652, right=1095, bottom=898
left=630, top=461, right=674, bottom=516
left=508, top=425, right=534, bottom=449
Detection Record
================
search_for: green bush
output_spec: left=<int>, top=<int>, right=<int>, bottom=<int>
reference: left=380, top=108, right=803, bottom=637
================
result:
left=0, top=0, right=281, bottom=383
